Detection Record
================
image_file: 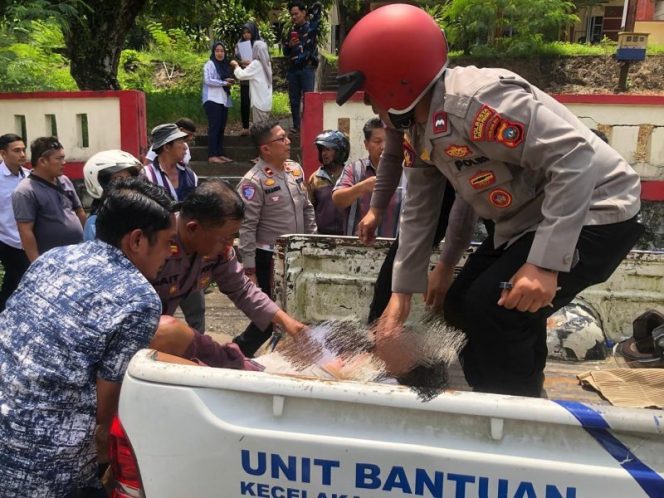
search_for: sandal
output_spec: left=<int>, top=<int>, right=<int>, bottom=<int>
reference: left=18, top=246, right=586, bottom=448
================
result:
left=219, top=156, right=234, bottom=163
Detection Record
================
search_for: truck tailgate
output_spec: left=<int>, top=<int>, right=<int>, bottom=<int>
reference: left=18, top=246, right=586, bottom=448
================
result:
left=120, top=350, right=664, bottom=498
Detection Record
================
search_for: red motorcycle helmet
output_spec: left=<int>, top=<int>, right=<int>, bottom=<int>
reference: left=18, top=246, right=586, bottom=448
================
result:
left=336, top=4, right=448, bottom=119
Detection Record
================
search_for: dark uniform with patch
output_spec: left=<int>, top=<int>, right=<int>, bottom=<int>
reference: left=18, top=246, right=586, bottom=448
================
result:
left=373, top=66, right=643, bottom=397
left=235, top=158, right=316, bottom=356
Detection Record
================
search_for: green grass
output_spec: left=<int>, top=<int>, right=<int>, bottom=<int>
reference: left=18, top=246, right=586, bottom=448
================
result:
left=447, top=41, right=664, bottom=59
left=146, top=87, right=292, bottom=130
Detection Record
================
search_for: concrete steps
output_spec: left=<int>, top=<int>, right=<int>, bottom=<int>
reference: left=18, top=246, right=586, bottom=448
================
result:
left=189, top=133, right=301, bottom=187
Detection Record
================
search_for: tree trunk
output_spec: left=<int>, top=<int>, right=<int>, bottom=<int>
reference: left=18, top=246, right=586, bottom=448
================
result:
left=64, top=0, right=148, bottom=90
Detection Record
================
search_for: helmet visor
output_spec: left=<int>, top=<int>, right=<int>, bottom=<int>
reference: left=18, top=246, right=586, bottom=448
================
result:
left=336, top=71, right=365, bottom=106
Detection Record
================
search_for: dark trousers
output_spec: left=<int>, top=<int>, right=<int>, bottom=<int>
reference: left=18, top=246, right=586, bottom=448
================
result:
left=233, top=249, right=274, bottom=357
left=368, top=183, right=457, bottom=323
left=0, top=241, right=30, bottom=312
left=287, top=66, right=316, bottom=130
left=444, top=216, right=644, bottom=397
left=204, top=100, right=229, bottom=158
left=240, top=83, right=251, bottom=129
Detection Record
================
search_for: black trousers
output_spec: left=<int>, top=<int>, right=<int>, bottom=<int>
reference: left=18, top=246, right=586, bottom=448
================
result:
left=368, top=183, right=457, bottom=323
left=233, top=248, right=274, bottom=357
left=240, top=83, right=251, bottom=129
left=444, top=216, right=644, bottom=397
left=203, top=100, right=229, bottom=158
left=0, top=241, right=30, bottom=312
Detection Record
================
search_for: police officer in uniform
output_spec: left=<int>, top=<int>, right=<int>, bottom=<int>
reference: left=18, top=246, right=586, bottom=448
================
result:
left=234, top=120, right=317, bottom=357
left=337, top=4, right=643, bottom=397
left=149, top=179, right=307, bottom=365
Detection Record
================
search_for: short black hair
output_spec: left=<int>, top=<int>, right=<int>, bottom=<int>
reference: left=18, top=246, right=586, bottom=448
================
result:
left=0, top=134, right=24, bottom=150
left=250, top=119, right=280, bottom=149
left=176, top=118, right=196, bottom=134
left=363, top=118, right=383, bottom=141
left=180, top=179, right=245, bottom=228
left=30, top=136, right=63, bottom=165
left=96, top=178, right=175, bottom=247
left=288, top=1, right=307, bottom=11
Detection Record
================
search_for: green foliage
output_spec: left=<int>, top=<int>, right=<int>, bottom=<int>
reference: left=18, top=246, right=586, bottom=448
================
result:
left=124, top=22, right=207, bottom=91
left=0, top=19, right=76, bottom=91
left=210, top=0, right=250, bottom=50
left=441, top=0, right=578, bottom=55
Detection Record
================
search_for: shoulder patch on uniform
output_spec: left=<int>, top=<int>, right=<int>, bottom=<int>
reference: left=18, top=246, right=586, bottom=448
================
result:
left=471, top=105, right=497, bottom=141
left=263, top=178, right=276, bottom=187
left=432, top=111, right=448, bottom=134
left=488, top=188, right=513, bottom=208
left=495, top=120, right=525, bottom=148
left=445, top=145, right=472, bottom=158
left=240, top=183, right=256, bottom=200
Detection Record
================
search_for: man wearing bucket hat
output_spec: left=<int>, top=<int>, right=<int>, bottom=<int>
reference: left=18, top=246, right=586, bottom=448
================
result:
left=336, top=4, right=643, bottom=397
left=144, top=117, right=196, bottom=167
left=143, top=122, right=204, bottom=332
left=143, top=123, right=199, bottom=202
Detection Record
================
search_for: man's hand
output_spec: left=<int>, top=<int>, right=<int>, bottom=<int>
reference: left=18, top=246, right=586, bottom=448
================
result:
left=359, top=176, right=377, bottom=195
left=230, top=60, right=239, bottom=69
left=273, top=309, right=308, bottom=336
left=424, top=262, right=455, bottom=311
left=497, top=263, right=559, bottom=313
left=371, top=293, right=417, bottom=376
left=357, top=207, right=383, bottom=245
left=245, top=268, right=258, bottom=285
left=372, top=293, right=412, bottom=343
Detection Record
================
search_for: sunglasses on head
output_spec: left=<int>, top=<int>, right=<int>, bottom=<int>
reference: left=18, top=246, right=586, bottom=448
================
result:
left=39, top=140, right=64, bottom=158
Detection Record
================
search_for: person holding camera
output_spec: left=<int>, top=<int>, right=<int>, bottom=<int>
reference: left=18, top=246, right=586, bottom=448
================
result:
left=203, top=41, right=234, bottom=164
left=283, top=1, right=322, bottom=135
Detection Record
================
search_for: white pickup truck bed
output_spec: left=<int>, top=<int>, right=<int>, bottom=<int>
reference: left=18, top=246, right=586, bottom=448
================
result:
left=117, top=235, right=664, bottom=497
left=120, top=350, right=664, bottom=498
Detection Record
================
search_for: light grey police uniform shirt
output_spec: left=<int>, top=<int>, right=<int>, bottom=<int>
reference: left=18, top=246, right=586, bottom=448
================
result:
left=238, top=158, right=317, bottom=268
left=376, top=66, right=641, bottom=294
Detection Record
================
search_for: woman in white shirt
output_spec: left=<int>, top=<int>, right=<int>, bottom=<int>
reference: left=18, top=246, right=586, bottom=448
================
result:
left=202, top=42, right=234, bottom=164
left=230, top=40, right=272, bottom=124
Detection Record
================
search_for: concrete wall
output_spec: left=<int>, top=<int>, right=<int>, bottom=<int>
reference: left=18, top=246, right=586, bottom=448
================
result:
left=0, top=90, right=147, bottom=180
left=302, top=92, right=664, bottom=184
left=635, top=20, right=664, bottom=43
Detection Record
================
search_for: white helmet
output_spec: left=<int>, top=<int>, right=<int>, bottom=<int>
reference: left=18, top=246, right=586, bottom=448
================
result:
left=83, top=150, right=142, bottom=199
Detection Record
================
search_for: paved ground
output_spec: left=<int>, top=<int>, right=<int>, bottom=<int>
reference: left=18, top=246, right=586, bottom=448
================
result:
left=174, top=287, right=248, bottom=345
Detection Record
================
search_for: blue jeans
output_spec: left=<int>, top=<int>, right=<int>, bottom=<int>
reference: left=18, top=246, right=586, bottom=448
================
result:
left=287, top=66, right=316, bottom=130
left=204, top=100, right=229, bottom=158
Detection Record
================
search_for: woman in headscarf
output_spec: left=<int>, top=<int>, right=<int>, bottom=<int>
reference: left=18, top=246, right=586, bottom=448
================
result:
left=230, top=40, right=273, bottom=124
left=235, top=21, right=261, bottom=136
left=202, top=41, right=234, bottom=164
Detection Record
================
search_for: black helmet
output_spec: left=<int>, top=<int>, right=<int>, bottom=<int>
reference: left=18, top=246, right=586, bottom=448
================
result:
left=314, top=130, right=350, bottom=165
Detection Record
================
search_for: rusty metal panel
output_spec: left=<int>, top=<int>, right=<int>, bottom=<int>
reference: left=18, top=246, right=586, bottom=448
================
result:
left=274, top=235, right=664, bottom=342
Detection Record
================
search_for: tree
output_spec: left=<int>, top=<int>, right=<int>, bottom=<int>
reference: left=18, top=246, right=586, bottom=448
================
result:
left=441, top=0, right=579, bottom=54
left=2, top=0, right=148, bottom=90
